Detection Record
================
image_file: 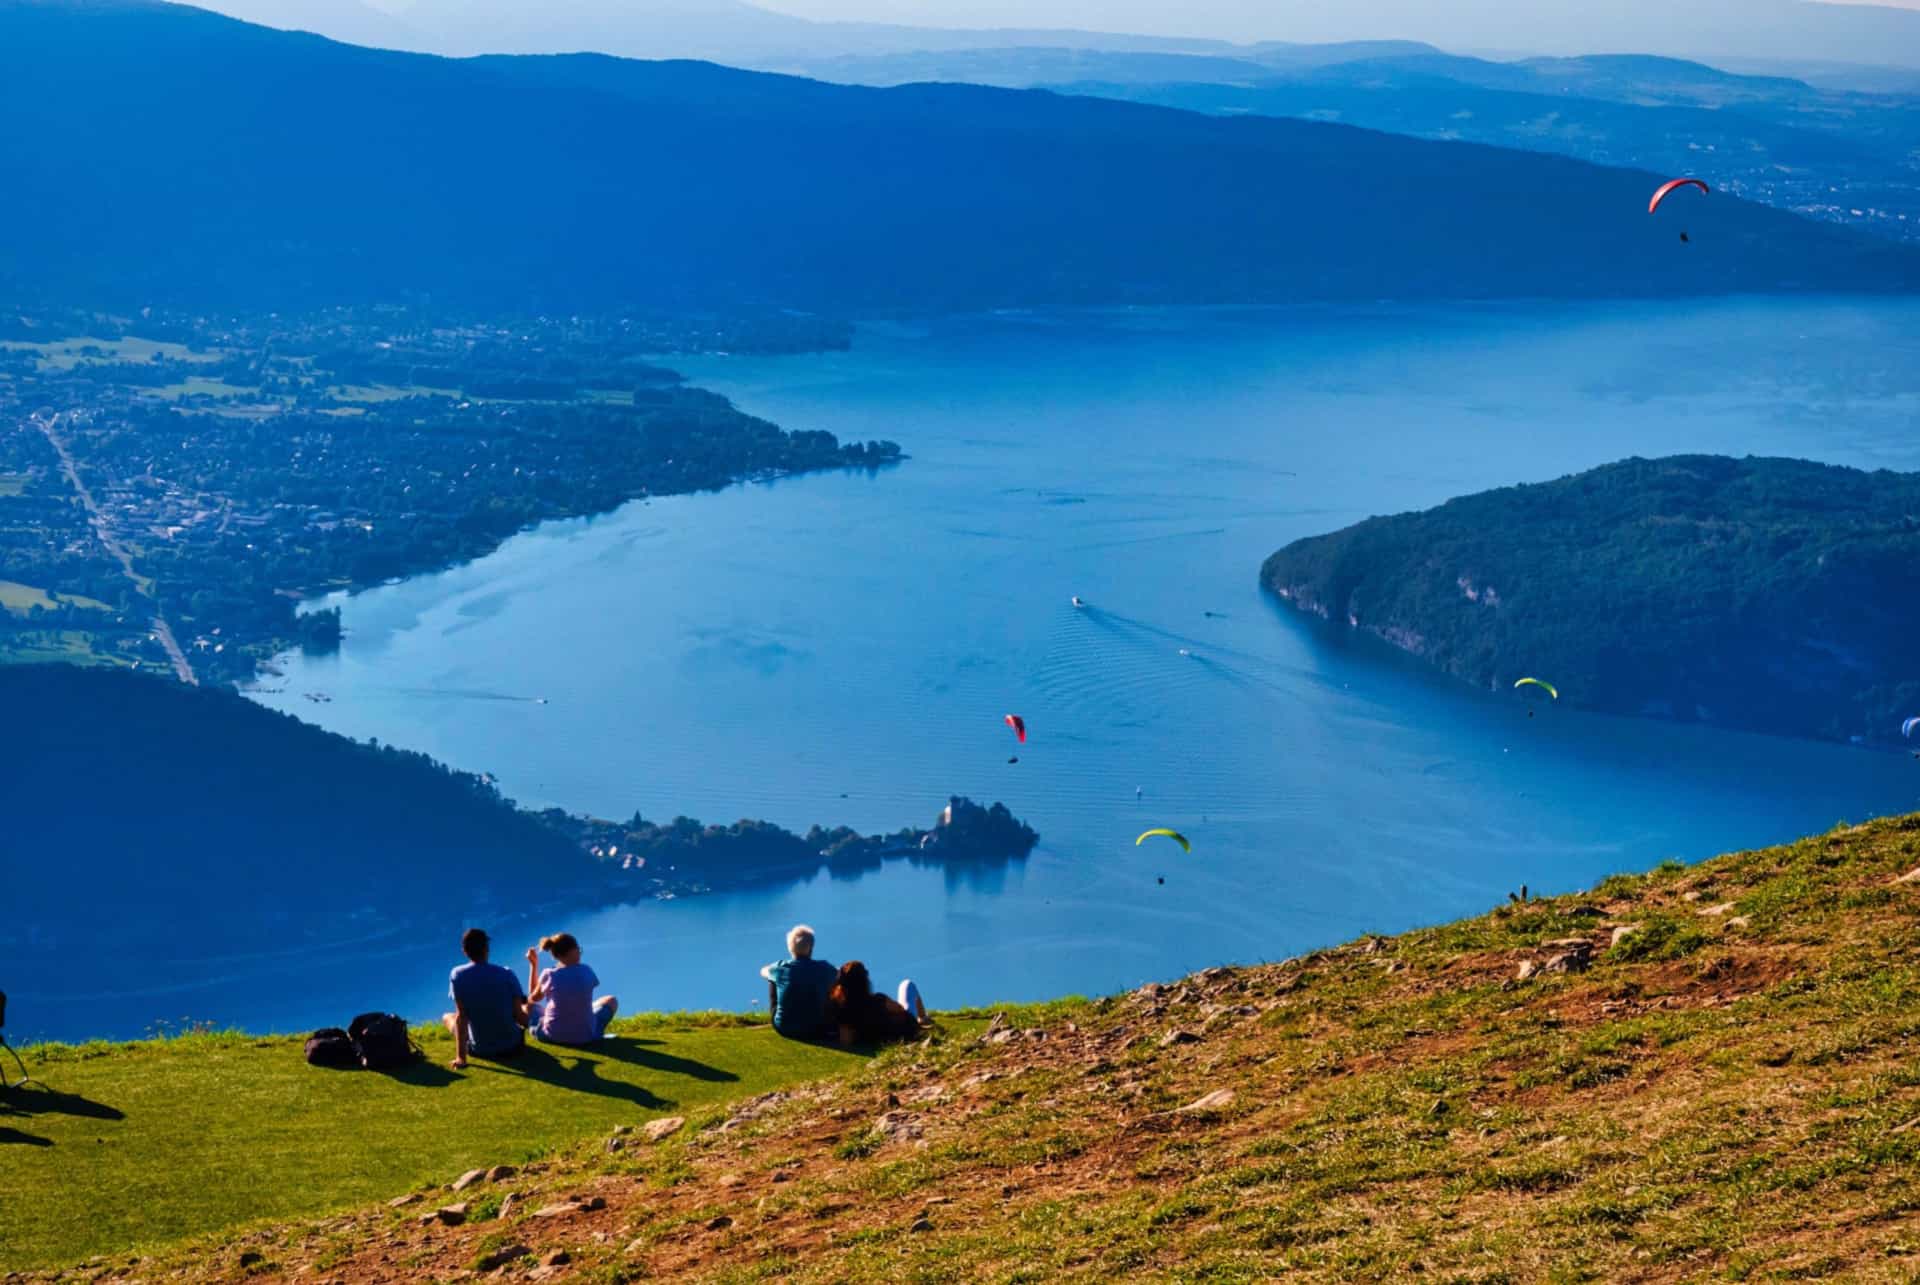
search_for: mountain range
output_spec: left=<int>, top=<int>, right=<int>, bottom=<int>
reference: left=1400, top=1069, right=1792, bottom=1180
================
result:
left=4, top=0, right=1916, bottom=316
left=787, top=46, right=1920, bottom=243
left=189, top=0, right=1920, bottom=73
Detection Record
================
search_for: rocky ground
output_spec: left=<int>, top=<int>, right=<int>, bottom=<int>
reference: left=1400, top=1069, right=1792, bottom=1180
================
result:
left=26, top=816, right=1920, bottom=1282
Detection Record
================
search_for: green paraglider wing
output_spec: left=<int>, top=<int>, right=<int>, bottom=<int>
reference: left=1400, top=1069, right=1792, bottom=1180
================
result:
left=1514, top=677, right=1559, bottom=700
left=1136, top=828, right=1191, bottom=853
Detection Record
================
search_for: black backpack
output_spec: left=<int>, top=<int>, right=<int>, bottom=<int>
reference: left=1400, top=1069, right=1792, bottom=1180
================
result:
left=304, top=1027, right=358, bottom=1069
left=347, top=1012, right=419, bottom=1071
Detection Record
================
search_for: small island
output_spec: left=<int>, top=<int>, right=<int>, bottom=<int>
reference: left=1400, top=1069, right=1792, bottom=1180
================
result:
left=1261, top=455, right=1920, bottom=745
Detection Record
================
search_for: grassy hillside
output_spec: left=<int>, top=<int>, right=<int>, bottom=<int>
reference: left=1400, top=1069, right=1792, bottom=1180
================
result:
left=9, top=813, right=1920, bottom=1278
left=1, top=0, right=1916, bottom=313
left=0, top=1016, right=869, bottom=1271
left=1261, top=455, right=1920, bottom=745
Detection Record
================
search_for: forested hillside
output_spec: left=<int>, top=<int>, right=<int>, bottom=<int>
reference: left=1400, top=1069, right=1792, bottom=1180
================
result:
left=0, top=665, right=600, bottom=958
left=1261, top=455, right=1920, bottom=744
left=0, top=0, right=1914, bottom=313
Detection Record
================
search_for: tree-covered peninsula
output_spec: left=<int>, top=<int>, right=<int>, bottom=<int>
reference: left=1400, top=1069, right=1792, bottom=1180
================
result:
left=1261, top=455, right=1920, bottom=745
left=1, top=666, right=1037, bottom=968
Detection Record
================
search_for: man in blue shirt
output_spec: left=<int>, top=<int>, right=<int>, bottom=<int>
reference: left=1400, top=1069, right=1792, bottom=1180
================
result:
left=760, top=923, right=836, bottom=1040
left=442, top=927, right=528, bottom=1069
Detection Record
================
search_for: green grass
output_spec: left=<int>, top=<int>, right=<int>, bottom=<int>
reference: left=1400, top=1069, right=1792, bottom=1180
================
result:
left=0, top=1015, right=865, bottom=1270
left=0, top=580, right=112, bottom=614
left=0, top=335, right=223, bottom=370
left=0, top=629, right=119, bottom=665
left=145, top=376, right=259, bottom=401
left=328, top=382, right=460, bottom=404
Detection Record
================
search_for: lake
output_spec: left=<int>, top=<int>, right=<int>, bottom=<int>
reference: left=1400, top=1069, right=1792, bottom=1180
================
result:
left=47, top=299, right=1920, bottom=1041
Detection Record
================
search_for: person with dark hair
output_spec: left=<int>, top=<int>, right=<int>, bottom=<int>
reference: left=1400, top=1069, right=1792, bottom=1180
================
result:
left=442, top=927, right=528, bottom=1070
left=525, top=932, right=618, bottom=1046
left=824, top=960, right=928, bottom=1047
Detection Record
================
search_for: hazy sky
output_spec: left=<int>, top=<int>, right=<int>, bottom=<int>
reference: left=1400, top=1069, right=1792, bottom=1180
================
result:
left=740, top=0, right=1920, bottom=60
left=345, top=0, right=1920, bottom=66
left=750, top=0, right=1920, bottom=18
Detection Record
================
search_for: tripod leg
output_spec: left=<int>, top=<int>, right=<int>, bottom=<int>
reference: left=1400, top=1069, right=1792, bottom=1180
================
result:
left=1, top=1035, right=34, bottom=1090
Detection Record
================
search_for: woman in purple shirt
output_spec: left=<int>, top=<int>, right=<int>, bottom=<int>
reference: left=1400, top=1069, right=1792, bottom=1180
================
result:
left=525, top=932, right=619, bottom=1046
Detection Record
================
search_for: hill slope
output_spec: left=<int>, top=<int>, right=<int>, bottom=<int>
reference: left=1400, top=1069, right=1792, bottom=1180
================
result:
left=1261, top=455, right=1920, bottom=744
left=14, top=813, right=1920, bottom=1278
left=1, top=0, right=1915, bottom=312
left=0, top=664, right=602, bottom=954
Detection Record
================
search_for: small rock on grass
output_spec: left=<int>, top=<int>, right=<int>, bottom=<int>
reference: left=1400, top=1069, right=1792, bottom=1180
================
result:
left=421, top=1203, right=469, bottom=1227
left=486, top=1164, right=517, bottom=1182
left=473, top=1244, right=530, bottom=1272
left=450, top=1168, right=488, bottom=1192
left=644, top=1116, right=686, bottom=1142
left=1178, top=1089, right=1236, bottom=1114
left=706, top=1215, right=734, bottom=1231
left=909, top=1217, right=934, bottom=1233
left=387, top=1193, right=422, bottom=1208
left=1609, top=924, right=1642, bottom=948
left=1159, top=1029, right=1201, bottom=1048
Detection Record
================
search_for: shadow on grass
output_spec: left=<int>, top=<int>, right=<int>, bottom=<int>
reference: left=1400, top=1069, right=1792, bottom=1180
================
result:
left=0, top=1086, right=125, bottom=1122
left=0, top=1126, right=52, bottom=1147
left=463, top=1043, right=674, bottom=1109
left=589, top=1037, right=742, bottom=1084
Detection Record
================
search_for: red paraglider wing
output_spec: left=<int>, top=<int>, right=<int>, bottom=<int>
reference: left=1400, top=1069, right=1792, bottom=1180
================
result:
left=1005, top=714, right=1026, bottom=743
left=1649, top=178, right=1710, bottom=215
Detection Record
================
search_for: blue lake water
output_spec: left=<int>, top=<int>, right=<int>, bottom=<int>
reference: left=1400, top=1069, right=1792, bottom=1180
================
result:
left=36, top=299, right=1920, bottom=1042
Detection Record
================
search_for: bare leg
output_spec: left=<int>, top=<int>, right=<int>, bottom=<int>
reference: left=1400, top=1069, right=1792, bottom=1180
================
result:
left=594, top=995, right=619, bottom=1038
left=440, top=1012, right=459, bottom=1037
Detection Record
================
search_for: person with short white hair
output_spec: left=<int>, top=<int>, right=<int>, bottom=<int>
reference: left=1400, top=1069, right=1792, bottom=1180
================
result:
left=760, top=923, right=836, bottom=1040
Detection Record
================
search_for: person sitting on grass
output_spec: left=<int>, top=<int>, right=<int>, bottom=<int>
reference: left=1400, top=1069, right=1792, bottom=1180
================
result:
left=824, top=960, right=929, bottom=1047
left=443, top=927, right=528, bottom=1070
left=759, top=923, right=837, bottom=1041
left=525, top=932, right=619, bottom=1046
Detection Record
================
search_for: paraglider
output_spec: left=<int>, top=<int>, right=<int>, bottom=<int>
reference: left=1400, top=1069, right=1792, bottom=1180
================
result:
left=1008, top=756, right=1020, bottom=765
left=1649, top=178, right=1709, bottom=243
left=1903, top=716, right=1920, bottom=739
left=1004, top=713, right=1026, bottom=743
left=1514, top=677, right=1559, bottom=701
left=1648, top=178, right=1710, bottom=215
left=1071, top=596, right=1086, bottom=608
left=1136, top=828, right=1191, bottom=853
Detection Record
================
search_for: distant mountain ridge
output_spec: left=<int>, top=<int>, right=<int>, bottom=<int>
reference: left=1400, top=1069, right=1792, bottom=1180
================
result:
left=786, top=41, right=1920, bottom=242
left=3, top=0, right=1915, bottom=314
left=183, top=0, right=1920, bottom=72
left=1260, top=455, right=1920, bottom=745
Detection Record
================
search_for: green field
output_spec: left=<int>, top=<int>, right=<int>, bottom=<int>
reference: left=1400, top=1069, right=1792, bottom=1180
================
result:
left=0, top=1016, right=872, bottom=1270
left=146, top=376, right=259, bottom=401
left=0, top=580, right=111, bottom=614
left=0, top=334, right=225, bottom=371
left=0, top=629, right=118, bottom=666
left=328, top=382, right=461, bottom=404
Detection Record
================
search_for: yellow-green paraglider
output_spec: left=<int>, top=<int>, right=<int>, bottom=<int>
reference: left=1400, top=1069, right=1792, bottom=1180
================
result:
left=1514, top=677, right=1559, bottom=700
left=1136, top=828, right=1191, bottom=853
